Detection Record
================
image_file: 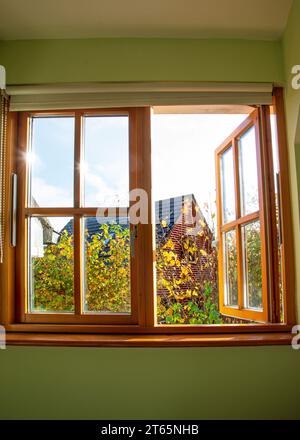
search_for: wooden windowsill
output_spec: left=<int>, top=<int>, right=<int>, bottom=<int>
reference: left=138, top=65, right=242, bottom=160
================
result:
left=6, top=332, right=292, bottom=347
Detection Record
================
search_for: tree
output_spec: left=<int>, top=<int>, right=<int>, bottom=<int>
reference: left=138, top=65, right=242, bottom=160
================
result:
left=32, top=224, right=131, bottom=313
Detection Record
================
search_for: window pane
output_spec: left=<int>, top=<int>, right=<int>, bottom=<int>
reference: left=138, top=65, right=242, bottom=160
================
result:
left=223, top=229, right=238, bottom=306
left=151, top=112, right=247, bottom=325
left=239, top=126, right=259, bottom=216
left=29, top=117, right=74, bottom=207
left=220, top=147, right=235, bottom=224
left=83, top=216, right=131, bottom=313
left=242, top=220, right=263, bottom=309
left=83, top=116, right=129, bottom=207
left=29, top=216, right=74, bottom=312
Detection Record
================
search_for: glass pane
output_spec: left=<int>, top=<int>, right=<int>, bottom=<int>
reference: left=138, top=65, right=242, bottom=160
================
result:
left=151, top=112, right=247, bottom=325
left=220, top=147, right=235, bottom=224
left=242, top=220, right=263, bottom=309
left=29, top=216, right=74, bottom=312
left=223, top=229, right=238, bottom=306
left=239, top=126, right=259, bottom=216
left=29, top=117, right=74, bottom=207
left=83, top=116, right=129, bottom=207
left=83, top=216, right=131, bottom=313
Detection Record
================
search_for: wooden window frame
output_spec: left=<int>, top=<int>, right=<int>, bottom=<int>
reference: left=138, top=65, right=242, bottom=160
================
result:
left=16, top=108, right=143, bottom=325
left=215, top=108, right=272, bottom=322
left=0, top=87, right=296, bottom=346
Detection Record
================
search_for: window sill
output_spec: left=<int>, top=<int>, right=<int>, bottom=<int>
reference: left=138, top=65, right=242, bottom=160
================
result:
left=6, top=332, right=292, bottom=347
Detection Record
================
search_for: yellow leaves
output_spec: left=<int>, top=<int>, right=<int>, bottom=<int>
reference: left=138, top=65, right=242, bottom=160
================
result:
left=161, top=220, right=168, bottom=228
left=174, top=293, right=187, bottom=300
left=180, top=266, right=190, bottom=279
left=200, top=249, right=207, bottom=257
left=185, top=289, right=192, bottom=298
left=183, top=241, right=189, bottom=250
left=181, top=266, right=189, bottom=276
left=47, top=254, right=56, bottom=261
left=33, top=224, right=131, bottom=314
left=185, top=289, right=198, bottom=298
left=162, top=250, right=177, bottom=266
left=163, top=239, right=175, bottom=250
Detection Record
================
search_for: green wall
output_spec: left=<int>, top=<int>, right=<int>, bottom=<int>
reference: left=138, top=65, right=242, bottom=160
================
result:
left=0, top=346, right=299, bottom=419
left=282, top=0, right=300, bottom=320
left=0, top=7, right=300, bottom=421
left=0, top=38, right=283, bottom=84
left=283, top=0, right=300, bottom=198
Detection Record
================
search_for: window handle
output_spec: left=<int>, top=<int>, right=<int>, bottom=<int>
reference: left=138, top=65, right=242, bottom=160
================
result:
left=130, top=224, right=138, bottom=257
left=10, top=173, right=17, bottom=247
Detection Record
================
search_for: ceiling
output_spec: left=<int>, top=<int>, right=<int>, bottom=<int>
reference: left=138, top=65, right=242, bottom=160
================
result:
left=0, top=0, right=293, bottom=41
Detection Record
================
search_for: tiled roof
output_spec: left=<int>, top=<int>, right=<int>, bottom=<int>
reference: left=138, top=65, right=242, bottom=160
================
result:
left=63, top=216, right=129, bottom=240
left=61, top=194, right=209, bottom=240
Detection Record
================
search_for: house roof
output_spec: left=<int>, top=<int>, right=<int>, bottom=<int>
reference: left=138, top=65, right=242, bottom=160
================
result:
left=61, top=194, right=211, bottom=241
left=63, top=216, right=129, bottom=240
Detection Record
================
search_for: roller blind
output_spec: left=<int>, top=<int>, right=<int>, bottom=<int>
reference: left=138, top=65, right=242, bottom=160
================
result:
left=7, top=82, right=273, bottom=111
left=0, top=90, right=9, bottom=263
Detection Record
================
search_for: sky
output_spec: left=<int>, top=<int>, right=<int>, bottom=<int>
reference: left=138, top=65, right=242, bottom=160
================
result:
left=28, top=111, right=255, bottom=233
left=151, top=113, right=248, bottom=229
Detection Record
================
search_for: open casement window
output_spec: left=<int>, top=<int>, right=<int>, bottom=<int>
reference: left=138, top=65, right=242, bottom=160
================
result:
left=0, top=86, right=296, bottom=346
left=215, top=108, right=279, bottom=323
left=15, top=108, right=151, bottom=325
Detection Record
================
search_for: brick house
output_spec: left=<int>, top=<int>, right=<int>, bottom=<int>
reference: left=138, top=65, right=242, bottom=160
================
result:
left=155, top=194, right=218, bottom=304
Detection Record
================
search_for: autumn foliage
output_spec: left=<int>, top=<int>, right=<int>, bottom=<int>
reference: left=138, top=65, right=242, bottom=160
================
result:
left=32, top=224, right=131, bottom=313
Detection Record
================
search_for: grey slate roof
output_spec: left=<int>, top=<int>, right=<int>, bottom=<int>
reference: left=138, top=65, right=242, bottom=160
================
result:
left=61, top=194, right=207, bottom=242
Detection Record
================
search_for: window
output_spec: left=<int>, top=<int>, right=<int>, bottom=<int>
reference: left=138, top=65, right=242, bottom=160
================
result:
left=0, top=88, right=296, bottom=345
left=16, top=109, right=141, bottom=324
left=215, top=110, right=269, bottom=322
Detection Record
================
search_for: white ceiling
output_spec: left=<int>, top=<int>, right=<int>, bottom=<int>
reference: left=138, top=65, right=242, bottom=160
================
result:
left=0, top=0, right=293, bottom=41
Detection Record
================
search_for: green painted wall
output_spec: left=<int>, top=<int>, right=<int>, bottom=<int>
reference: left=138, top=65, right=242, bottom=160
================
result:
left=0, top=38, right=283, bottom=85
left=283, top=0, right=300, bottom=197
left=282, top=0, right=300, bottom=320
left=0, top=11, right=300, bottom=421
left=0, top=346, right=299, bottom=419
